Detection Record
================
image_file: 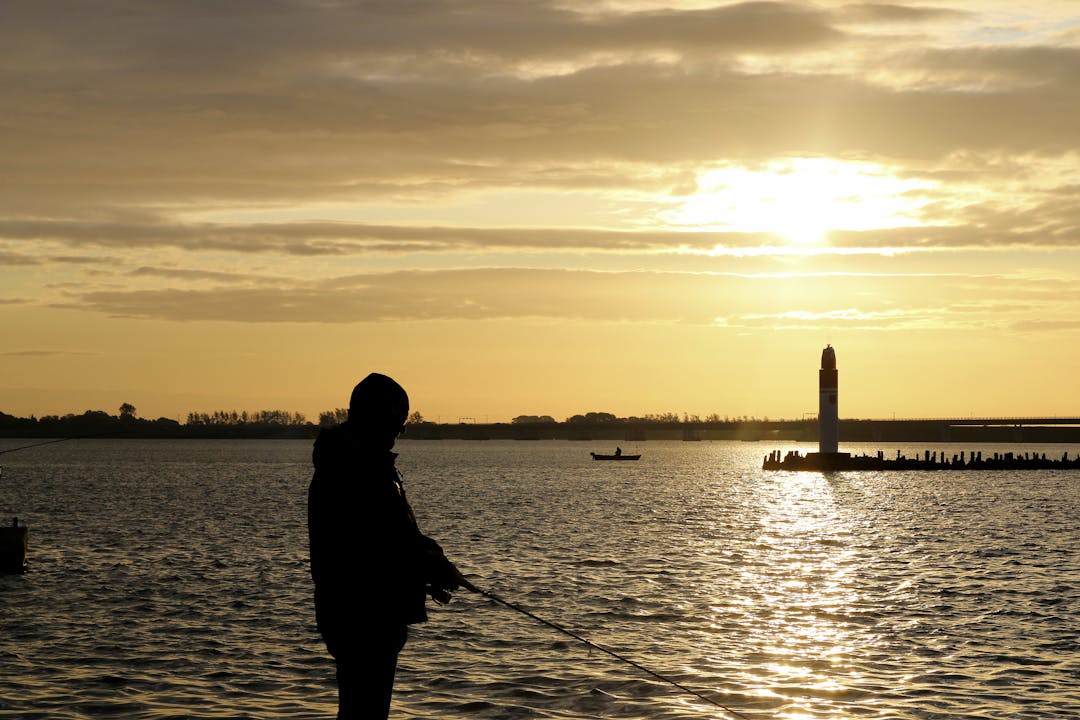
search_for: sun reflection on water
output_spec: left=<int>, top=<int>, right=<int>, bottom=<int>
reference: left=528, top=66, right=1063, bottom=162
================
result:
left=713, top=470, right=874, bottom=718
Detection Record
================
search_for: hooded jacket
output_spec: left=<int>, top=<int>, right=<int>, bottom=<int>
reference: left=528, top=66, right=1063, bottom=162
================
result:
left=308, top=423, right=454, bottom=642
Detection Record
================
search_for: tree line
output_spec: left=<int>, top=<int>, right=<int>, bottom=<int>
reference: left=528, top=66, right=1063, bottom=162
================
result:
left=0, top=404, right=326, bottom=439
left=0, top=404, right=783, bottom=440
left=517, top=411, right=773, bottom=424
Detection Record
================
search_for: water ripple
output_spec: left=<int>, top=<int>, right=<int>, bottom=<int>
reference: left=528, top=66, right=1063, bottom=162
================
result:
left=1, top=439, right=1078, bottom=719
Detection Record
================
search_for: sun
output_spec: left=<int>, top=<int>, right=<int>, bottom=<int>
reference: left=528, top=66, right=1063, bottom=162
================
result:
left=665, top=157, right=933, bottom=246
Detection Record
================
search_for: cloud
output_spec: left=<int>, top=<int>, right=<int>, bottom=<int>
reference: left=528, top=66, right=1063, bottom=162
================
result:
left=2, top=0, right=1078, bottom=282
left=3, top=2, right=842, bottom=77
left=49, top=266, right=1079, bottom=330
left=718, top=307, right=945, bottom=330
left=0, top=251, right=40, bottom=266
left=1010, top=319, right=1080, bottom=333
left=3, top=0, right=1078, bottom=224
left=0, top=245, right=134, bottom=268
left=6, top=215, right=805, bottom=255
left=0, top=349, right=99, bottom=356
left=59, top=268, right=711, bottom=323
left=907, top=46, right=1080, bottom=87
left=718, top=303, right=1011, bottom=331
left=5, top=210, right=1078, bottom=258
left=127, top=265, right=287, bottom=284
left=839, top=3, right=968, bottom=24
left=9, top=61, right=1078, bottom=194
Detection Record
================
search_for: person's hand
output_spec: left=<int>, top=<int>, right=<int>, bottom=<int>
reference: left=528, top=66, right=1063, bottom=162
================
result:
left=425, top=565, right=478, bottom=605
left=422, top=543, right=480, bottom=595
left=426, top=550, right=461, bottom=590
left=452, top=565, right=480, bottom=593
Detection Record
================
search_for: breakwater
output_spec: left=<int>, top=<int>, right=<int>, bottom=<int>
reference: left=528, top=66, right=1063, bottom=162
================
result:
left=763, top=448, right=1080, bottom=471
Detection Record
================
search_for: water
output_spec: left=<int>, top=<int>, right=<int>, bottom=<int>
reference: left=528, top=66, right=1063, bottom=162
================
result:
left=1, top=439, right=1077, bottom=719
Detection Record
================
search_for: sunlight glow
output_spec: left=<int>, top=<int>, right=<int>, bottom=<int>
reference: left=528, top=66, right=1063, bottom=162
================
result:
left=665, top=158, right=936, bottom=246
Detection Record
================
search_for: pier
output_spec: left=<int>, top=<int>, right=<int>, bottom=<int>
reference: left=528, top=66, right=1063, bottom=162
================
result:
left=763, top=449, right=1080, bottom=472
left=763, top=345, right=1080, bottom=472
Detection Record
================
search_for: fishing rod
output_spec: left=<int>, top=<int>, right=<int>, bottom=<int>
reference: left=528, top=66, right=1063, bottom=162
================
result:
left=465, top=583, right=755, bottom=720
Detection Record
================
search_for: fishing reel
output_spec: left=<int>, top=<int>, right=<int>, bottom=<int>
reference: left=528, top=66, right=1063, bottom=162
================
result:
left=427, top=585, right=453, bottom=605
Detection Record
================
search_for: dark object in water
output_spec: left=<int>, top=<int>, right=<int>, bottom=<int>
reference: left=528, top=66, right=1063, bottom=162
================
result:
left=0, top=517, right=28, bottom=573
left=590, top=452, right=641, bottom=461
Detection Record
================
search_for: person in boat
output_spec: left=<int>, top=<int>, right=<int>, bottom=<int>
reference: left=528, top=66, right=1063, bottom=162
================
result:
left=308, top=372, right=473, bottom=719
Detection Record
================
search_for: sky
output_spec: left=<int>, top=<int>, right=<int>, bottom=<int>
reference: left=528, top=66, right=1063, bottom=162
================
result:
left=3, top=0, right=1079, bottom=423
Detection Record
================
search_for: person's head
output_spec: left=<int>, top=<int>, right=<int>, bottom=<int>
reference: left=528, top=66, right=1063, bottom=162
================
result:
left=347, top=373, right=409, bottom=445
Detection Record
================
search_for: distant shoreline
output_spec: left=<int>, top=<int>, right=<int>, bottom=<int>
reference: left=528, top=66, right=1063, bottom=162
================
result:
left=3, top=417, right=1079, bottom=443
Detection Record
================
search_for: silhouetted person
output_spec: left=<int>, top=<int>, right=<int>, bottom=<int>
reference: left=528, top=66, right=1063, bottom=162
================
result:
left=615, top=446, right=622, bottom=456
left=308, top=373, right=471, bottom=719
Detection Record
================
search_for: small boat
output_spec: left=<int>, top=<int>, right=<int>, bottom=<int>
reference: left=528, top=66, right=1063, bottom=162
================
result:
left=0, top=518, right=28, bottom=574
left=590, top=451, right=641, bottom=461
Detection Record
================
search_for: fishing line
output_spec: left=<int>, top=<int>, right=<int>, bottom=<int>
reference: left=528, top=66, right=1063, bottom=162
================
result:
left=469, top=585, right=754, bottom=720
left=0, top=436, right=86, bottom=456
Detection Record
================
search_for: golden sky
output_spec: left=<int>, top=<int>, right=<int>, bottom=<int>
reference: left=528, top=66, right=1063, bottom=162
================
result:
left=3, top=0, right=1079, bottom=423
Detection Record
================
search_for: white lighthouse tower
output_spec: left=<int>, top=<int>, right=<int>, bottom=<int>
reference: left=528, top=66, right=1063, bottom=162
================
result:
left=818, top=344, right=839, bottom=454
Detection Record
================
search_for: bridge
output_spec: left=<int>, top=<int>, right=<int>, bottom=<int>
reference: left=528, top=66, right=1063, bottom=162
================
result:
left=405, top=417, right=1080, bottom=442
left=836, top=417, right=1080, bottom=443
left=866, top=417, right=1080, bottom=426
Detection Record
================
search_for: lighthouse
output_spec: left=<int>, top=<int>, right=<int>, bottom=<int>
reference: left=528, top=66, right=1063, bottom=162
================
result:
left=818, top=345, right=839, bottom=454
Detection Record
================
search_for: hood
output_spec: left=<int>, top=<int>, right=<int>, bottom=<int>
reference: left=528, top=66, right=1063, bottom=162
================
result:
left=312, top=422, right=397, bottom=471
